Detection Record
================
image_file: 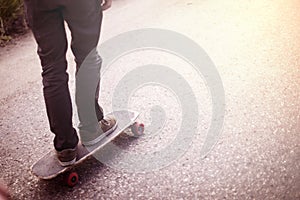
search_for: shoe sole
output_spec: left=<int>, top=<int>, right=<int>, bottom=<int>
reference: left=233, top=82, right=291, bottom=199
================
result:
left=58, top=157, right=76, bottom=167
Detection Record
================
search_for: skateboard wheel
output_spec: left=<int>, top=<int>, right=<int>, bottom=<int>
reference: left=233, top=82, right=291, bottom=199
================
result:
left=66, top=172, right=79, bottom=187
left=131, top=122, right=144, bottom=137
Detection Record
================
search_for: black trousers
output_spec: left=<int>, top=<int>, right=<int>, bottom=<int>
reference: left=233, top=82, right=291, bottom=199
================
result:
left=25, top=0, right=104, bottom=151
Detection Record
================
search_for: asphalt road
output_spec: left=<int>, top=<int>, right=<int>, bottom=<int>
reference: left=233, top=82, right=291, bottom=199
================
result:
left=0, top=0, right=299, bottom=199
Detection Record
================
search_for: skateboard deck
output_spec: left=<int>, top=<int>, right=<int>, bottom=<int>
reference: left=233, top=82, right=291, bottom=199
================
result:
left=31, top=110, right=144, bottom=182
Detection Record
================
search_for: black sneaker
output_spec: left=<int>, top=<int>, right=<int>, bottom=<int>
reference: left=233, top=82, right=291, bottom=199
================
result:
left=80, top=115, right=117, bottom=146
left=56, top=147, right=77, bottom=167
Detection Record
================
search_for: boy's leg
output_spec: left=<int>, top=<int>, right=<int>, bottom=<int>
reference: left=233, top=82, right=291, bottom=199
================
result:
left=63, top=0, right=117, bottom=145
left=24, top=0, right=79, bottom=152
left=63, top=0, right=104, bottom=132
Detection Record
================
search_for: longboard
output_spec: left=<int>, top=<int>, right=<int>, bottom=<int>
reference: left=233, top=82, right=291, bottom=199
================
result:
left=31, top=110, right=144, bottom=186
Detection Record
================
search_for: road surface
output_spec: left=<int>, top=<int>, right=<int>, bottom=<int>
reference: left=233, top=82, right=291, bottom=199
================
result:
left=0, top=0, right=299, bottom=199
